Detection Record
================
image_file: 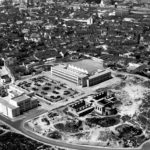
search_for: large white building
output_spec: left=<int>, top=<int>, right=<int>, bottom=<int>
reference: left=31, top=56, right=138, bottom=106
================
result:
left=63, top=16, right=93, bottom=25
left=51, top=59, right=111, bottom=87
left=0, top=85, right=38, bottom=118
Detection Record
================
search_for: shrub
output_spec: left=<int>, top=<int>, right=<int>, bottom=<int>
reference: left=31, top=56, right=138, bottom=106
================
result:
left=47, top=131, right=61, bottom=139
left=86, top=116, right=120, bottom=127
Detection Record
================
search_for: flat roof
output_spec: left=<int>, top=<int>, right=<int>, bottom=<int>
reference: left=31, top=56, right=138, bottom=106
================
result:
left=98, top=99, right=110, bottom=106
left=68, top=59, right=104, bottom=74
left=12, top=94, right=30, bottom=102
left=0, top=98, right=19, bottom=109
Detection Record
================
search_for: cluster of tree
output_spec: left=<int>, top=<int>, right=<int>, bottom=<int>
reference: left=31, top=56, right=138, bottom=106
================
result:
left=0, top=132, right=54, bottom=150
left=0, top=59, right=4, bottom=66
left=55, top=120, right=82, bottom=133
left=116, top=124, right=142, bottom=139
left=86, top=116, right=120, bottom=127
left=0, top=87, right=8, bottom=97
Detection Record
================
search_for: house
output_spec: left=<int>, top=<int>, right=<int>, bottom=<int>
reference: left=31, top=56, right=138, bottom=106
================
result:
left=30, top=33, right=41, bottom=42
left=24, top=33, right=41, bottom=42
left=127, top=63, right=141, bottom=71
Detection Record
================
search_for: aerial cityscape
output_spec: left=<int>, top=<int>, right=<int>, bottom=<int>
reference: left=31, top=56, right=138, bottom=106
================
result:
left=0, top=0, right=150, bottom=150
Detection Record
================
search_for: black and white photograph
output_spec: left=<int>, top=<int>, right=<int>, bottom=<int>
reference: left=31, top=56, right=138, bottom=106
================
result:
left=0, top=0, right=150, bottom=150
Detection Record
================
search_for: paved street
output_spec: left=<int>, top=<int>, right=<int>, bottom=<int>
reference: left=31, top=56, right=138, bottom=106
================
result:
left=0, top=111, right=150, bottom=150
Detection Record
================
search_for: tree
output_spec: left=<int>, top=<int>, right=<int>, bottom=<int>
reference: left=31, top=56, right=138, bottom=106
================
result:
left=0, top=40, right=8, bottom=52
left=0, top=59, right=4, bottom=66
left=2, top=0, right=12, bottom=8
left=0, top=87, right=8, bottom=97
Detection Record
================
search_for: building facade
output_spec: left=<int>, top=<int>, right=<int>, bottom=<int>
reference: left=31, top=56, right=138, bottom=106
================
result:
left=0, top=99, right=20, bottom=118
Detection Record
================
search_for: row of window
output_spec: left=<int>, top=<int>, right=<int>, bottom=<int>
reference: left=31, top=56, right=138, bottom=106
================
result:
left=95, top=106, right=102, bottom=111
left=52, top=72, right=78, bottom=84
left=52, top=68, right=77, bottom=77
left=89, top=74, right=111, bottom=86
left=52, top=69, right=78, bottom=81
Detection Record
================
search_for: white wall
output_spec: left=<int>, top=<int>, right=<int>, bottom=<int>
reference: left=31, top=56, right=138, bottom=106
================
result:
left=0, top=103, right=8, bottom=116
